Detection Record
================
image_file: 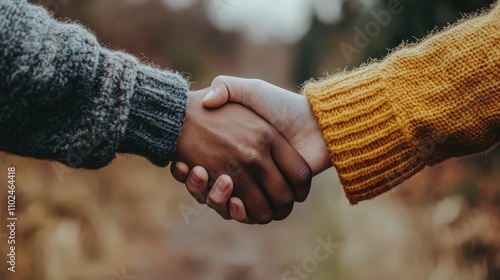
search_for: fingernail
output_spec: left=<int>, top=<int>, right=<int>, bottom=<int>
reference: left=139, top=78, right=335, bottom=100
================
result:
left=190, top=173, right=202, bottom=185
left=215, top=178, right=227, bottom=193
left=203, top=90, right=215, bottom=102
left=175, top=162, right=184, bottom=171
left=230, top=201, right=239, bottom=215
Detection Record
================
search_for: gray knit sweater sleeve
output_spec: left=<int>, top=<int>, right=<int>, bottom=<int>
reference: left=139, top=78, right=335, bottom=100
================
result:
left=0, top=0, right=188, bottom=169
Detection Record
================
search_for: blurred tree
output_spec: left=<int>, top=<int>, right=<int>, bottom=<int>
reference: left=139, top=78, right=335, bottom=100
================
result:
left=293, top=0, right=496, bottom=83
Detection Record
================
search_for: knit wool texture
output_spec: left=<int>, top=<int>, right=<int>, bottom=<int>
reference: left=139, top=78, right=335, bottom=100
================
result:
left=304, top=2, right=500, bottom=204
left=0, top=0, right=188, bottom=169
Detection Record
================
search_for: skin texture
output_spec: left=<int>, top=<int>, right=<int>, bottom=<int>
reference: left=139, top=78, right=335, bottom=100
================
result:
left=205, top=76, right=331, bottom=175
left=172, top=78, right=331, bottom=223
left=172, top=89, right=312, bottom=224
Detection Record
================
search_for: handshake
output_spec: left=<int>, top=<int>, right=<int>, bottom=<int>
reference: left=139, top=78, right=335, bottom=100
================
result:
left=170, top=76, right=331, bottom=225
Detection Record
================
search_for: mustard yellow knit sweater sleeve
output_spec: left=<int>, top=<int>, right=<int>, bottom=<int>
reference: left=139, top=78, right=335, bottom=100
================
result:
left=303, top=2, right=500, bottom=205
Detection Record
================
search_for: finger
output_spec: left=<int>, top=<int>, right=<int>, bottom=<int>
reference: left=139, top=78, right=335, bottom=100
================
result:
left=259, top=162, right=295, bottom=221
left=207, top=175, right=233, bottom=205
left=202, top=76, right=231, bottom=108
left=170, top=162, right=190, bottom=183
left=185, top=166, right=209, bottom=204
left=203, top=76, right=261, bottom=108
left=202, top=87, right=228, bottom=108
left=270, top=133, right=313, bottom=203
left=206, top=175, right=232, bottom=220
left=229, top=197, right=254, bottom=224
left=232, top=178, right=274, bottom=225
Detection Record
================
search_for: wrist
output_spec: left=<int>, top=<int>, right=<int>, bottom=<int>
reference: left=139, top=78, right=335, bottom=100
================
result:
left=298, top=95, right=332, bottom=175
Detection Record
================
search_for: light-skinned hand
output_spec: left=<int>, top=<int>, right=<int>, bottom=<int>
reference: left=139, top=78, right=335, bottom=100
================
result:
left=171, top=88, right=313, bottom=224
left=172, top=77, right=331, bottom=223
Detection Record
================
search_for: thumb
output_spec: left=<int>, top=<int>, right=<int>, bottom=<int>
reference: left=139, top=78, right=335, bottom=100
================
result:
left=202, top=76, right=258, bottom=108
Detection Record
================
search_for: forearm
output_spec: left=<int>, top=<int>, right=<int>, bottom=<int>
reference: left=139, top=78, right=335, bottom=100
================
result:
left=0, top=0, right=188, bottom=168
left=304, top=2, right=500, bottom=204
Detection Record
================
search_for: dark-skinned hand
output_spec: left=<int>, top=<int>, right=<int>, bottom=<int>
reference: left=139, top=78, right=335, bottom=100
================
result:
left=171, top=89, right=312, bottom=224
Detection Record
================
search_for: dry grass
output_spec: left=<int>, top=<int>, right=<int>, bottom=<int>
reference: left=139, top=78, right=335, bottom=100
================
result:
left=0, top=152, right=499, bottom=280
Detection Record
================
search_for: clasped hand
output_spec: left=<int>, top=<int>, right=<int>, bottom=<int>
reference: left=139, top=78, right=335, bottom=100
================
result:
left=171, top=76, right=331, bottom=224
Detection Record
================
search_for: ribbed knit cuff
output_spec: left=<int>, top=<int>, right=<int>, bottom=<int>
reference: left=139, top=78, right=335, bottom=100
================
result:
left=118, top=64, right=188, bottom=167
left=303, top=66, right=425, bottom=204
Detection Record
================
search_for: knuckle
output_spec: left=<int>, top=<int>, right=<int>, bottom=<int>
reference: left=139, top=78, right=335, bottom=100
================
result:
left=297, top=165, right=313, bottom=186
left=258, top=126, right=274, bottom=144
left=225, top=160, right=242, bottom=176
left=213, top=75, right=228, bottom=83
left=279, top=190, right=295, bottom=206
left=272, top=186, right=295, bottom=207
left=242, top=148, right=262, bottom=166
left=255, top=212, right=273, bottom=225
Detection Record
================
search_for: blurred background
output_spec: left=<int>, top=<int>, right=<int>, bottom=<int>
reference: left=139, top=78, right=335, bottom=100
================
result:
left=1, top=0, right=499, bottom=279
